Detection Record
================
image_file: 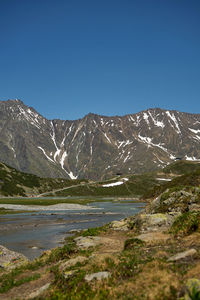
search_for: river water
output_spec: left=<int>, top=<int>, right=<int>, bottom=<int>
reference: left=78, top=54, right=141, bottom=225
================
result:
left=0, top=201, right=145, bottom=260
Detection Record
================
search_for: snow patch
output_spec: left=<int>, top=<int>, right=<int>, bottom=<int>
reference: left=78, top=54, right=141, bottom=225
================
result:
left=185, top=155, right=200, bottom=162
left=38, top=146, right=55, bottom=163
left=104, top=132, right=111, bottom=143
left=148, top=111, right=165, bottom=128
left=189, top=128, right=200, bottom=134
left=60, top=151, right=67, bottom=169
left=68, top=171, right=77, bottom=180
left=166, top=111, right=181, bottom=133
left=102, top=178, right=128, bottom=187
left=156, top=178, right=172, bottom=181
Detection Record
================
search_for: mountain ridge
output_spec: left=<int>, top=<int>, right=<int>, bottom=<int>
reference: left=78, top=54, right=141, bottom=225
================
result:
left=0, top=99, right=200, bottom=180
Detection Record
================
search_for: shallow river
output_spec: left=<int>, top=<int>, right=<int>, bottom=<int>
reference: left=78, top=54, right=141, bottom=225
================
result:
left=0, top=201, right=145, bottom=260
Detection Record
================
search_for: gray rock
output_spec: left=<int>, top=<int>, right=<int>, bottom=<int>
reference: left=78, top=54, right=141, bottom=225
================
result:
left=168, top=249, right=197, bottom=262
left=85, top=271, right=111, bottom=282
left=59, top=256, right=88, bottom=271
left=135, top=213, right=174, bottom=232
left=109, top=219, right=129, bottom=231
left=189, top=204, right=200, bottom=211
left=136, top=232, right=170, bottom=243
left=63, top=269, right=77, bottom=279
left=74, top=236, right=102, bottom=249
left=145, top=196, right=161, bottom=213
left=0, top=244, right=28, bottom=270
left=74, top=236, right=113, bottom=250
left=28, top=283, right=51, bottom=299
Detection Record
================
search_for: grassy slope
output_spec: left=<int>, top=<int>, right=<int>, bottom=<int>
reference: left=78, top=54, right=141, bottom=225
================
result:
left=0, top=159, right=200, bottom=199
left=0, top=161, right=87, bottom=197
left=144, top=161, right=200, bottom=199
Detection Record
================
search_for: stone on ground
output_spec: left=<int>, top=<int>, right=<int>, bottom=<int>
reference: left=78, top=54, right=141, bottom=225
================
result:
left=109, top=219, right=129, bottom=231
left=135, top=213, right=175, bottom=232
left=136, top=232, right=170, bottom=243
left=74, top=236, right=115, bottom=250
left=28, top=283, right=51, bottom=299
left=59, top=256, right=88, bottom=271
left=85, top=271, right=111, bottom=282
left=0, top=244, right=28, bottom=270
left=168, top=249, right=197, bottom=262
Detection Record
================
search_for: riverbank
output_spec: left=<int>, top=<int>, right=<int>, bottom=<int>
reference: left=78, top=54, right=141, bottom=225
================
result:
left=0, top=203, right=97, bottom=211
left=0, top=187, right=200, bottom=299
left=0, top=201, right=144, bottom=260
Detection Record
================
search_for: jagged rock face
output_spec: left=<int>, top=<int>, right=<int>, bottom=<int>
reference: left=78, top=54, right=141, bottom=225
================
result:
left=0, top=99, right=200, bottom=180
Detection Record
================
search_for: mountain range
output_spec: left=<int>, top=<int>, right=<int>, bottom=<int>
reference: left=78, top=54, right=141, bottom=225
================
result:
left=0, top=99, right=200, bottom=180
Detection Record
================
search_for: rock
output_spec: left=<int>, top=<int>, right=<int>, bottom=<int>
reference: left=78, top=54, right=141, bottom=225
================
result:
left=135, top=213, right=175, bottom=232
left=189, top=204, right=200, bottom=211
left=0, top=244, right=28, bottom=270
left=74, top=236, right=102, bottom=249
left=28, top=283, right=51, bottom=299
left=168, top=249, right=197, bottom=262
left=59, top=256, right=88, bottom=271
left=85, top=271, right=111, bottom=282
left=144, top=195, right=162, bottom=214
left=63, top=269, right=77, bottom=279
left=109, top=219, right=129, bottom=231
left=69, top=229, right=81, bottom=233
left=184, top=278, right=200, bottom=300
left=74, top=236, right=116, bottom=251
left=136, top=232, right=170, bottom=243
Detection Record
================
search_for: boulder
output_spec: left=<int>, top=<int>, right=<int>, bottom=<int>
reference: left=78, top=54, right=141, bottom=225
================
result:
left=85, top=271, right=111, bottom=282
left=28, top=283, right=51, bottom=299
left=189, top=204, right=200, bottom=212
left=135, top=213, right=174, bottom=232
left=74, top=236, right=114, bottom=250
left=168, top=249, right=197, bottom=262
left=0, top=244, right=28, bottom=270
left=74, top=236, right=102, bottom=249
left=136, top=232, right=170, bottom=243
left=63, top=269, right=77, bottom=279
left=59, top=256, right=88, bottom=271
left=109, top=219, right=129, bottom=231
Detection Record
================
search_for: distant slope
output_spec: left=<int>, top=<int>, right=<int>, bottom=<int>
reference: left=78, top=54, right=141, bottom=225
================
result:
left=144, top=160, right=200, bottom=199
left=0, top=161, right=87, bottom=197
left=0, top=160, right=199, bottom=198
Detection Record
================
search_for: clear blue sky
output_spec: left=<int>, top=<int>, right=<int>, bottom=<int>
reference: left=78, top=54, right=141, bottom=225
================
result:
left=0, top=0, right=200, bottom=120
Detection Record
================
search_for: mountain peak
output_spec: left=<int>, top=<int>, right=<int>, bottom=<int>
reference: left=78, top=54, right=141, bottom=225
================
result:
left=0, top=101, right=200, bottom=180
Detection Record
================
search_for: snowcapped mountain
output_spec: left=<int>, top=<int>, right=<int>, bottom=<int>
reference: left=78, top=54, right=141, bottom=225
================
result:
left=0, top=99, right=200, bottom=180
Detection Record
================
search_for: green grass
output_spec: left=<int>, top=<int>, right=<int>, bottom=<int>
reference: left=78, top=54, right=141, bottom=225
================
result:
left=0, top=208, right=30, bottom=215
left=47, top=242, right=76, bottom=263
left=81, top=225, right=108, bottom=237
left=170, top=212, right=200, bottom=236
left=163, top=160, right=200, bottom=175
left=0, top=263, right=41, bottom=294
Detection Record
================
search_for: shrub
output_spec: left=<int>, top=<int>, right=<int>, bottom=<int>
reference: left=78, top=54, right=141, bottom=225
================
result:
left=170, top=212, right=200, bottom=236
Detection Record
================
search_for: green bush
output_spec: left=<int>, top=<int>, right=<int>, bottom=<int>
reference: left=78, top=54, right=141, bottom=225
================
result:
left=170, top=212, right=200, bottom=236
left=124, top=238, right=145, bottom=250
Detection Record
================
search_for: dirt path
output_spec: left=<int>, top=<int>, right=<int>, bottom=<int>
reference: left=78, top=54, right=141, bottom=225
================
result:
left=37, top=177, right=119, bottom=197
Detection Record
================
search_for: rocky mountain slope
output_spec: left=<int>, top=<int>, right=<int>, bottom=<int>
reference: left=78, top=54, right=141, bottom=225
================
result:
left=0, top=99, right=200, bottom=180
